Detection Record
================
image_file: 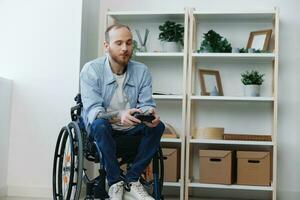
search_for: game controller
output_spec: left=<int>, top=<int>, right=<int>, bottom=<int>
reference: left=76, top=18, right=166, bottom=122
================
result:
left=132, top=112, right=155, bottom=123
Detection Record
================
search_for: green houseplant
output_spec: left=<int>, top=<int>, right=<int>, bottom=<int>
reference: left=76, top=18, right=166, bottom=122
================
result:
left=132, top=40, right=141, bottom=57
left=241, top=70, right=265, bottom=96
left=158, top=21, right=184, bottom=52
left=238, top=47, right=269, bottom=53
left=198, top=30, right=232, bottom=53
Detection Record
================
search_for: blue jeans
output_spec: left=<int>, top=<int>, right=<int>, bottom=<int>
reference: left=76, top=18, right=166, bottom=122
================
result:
left=90, top=119, right=165, bottom=186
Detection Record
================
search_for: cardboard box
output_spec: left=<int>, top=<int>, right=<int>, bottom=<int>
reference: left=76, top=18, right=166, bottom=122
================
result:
left=237, top=151, right=270, bottom=186
left=142, top=148, right=180, bottom=182
left=162, top=148, right=180, bottom=182
left=193, top=127, right=224, bottom=139
left=199, top=150, right=234, bottom=184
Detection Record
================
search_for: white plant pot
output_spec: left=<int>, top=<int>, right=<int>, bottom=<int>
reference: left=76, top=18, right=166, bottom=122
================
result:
left=161, top=41, right=180, bottom=52
left=244, top=85, right=260, bottom=97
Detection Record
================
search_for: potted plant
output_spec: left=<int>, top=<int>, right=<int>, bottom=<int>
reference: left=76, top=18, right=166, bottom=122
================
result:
left=158, top=21, right=184, bottom=52
left=198, top=30, right=232, bottom=53
left=132, top=40, right=141, bottom=57
left=241, top=70, right=265, bottom=96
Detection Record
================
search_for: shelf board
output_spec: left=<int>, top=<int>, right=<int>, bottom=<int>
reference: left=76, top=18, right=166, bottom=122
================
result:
left=136, top=52, right=184, bottom=57
left=190, top=139, right=274, bottom=146
left=153, top=95, right=183, bottom=100
left=192, top=53, right=275, bottom=61
left=164, top=181, right=181, bottom=187
left=161, top=138, right=182, bottom=143
left=190, top=96, right=274, bottom=102
left=189, top=182, right=273, bottom=191
left=107, top=11, right=185, bottom=22
left=193, top=11, right=275, bottom=21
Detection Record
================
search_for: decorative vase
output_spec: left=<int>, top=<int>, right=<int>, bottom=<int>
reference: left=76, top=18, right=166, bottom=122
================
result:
left=200, top=48, right=210, bottom=53
left=161, top=41, right=180, bottom=52
left=247, top=48, right=255, bottom=53
left=140, top=45, right=147, bottom=52
left=232, top=47, right=239, bottom=53
left=244, top=85, right=260, bottom=97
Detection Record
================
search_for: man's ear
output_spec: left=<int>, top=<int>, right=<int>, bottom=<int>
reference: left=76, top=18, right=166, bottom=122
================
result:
left=104, top=41, right=109, bottom=52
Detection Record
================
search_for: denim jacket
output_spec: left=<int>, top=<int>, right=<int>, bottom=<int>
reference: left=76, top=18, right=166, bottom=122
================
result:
left=80, top=56, right=156, bottom=129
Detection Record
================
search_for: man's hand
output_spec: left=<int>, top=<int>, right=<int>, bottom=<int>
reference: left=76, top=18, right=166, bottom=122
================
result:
left=143, top=108, right=160, bottom=128
left=120, top=108, right=142, bottom=126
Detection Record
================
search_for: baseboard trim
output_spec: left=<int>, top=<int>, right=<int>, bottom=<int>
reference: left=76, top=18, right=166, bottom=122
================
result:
left=5, top=185, right=51, bottom=199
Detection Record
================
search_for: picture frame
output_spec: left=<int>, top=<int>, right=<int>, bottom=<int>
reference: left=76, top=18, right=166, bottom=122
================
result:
left=198, top=69, right=223, bottom=96
left=246, top=29, right=272, bottom=51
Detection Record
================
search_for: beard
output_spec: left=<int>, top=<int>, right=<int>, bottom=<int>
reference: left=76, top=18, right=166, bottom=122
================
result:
left=108, top=50, right=132, bottom=66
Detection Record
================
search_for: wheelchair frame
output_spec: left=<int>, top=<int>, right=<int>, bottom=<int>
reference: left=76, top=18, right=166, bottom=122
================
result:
left=52, top=94, right=165, bottom=200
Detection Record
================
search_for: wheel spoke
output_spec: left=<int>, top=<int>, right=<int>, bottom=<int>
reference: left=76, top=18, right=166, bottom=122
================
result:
left=61, top=133, right=74, bottom=199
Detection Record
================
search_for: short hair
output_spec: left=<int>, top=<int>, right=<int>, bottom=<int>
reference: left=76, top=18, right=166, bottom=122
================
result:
left=105, top=24, right=131, bottom=43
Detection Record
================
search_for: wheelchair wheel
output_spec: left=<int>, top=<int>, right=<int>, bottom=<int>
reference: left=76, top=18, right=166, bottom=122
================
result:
left=52, top=122, right=83, bottom=200
left=140, top=147, right=164, bottom=200
left=67, top=121, right=84, bottom=200
left=53, top=126, right=75, bottom=199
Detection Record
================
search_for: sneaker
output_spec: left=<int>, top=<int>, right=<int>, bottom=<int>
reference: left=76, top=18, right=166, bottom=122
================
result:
left=108, top=181, right=124, bottom=200
left=123, top=181, right=154, bottom=200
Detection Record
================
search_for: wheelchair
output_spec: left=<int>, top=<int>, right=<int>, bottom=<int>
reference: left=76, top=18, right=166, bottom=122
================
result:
left=52, top=94, right=165, bottom=200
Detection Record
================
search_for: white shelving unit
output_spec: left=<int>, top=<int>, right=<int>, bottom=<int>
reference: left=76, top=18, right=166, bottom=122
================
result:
left=161, top=138, right=182, bottom=143
left=190, top=139, right=274, bottom=146
left=105, top=7, right=279, bottom=200
left=106, top=9, right=189, bottom=200
left=136, top=52, right=184, bottom=57
left=192, top=52, right=275, bottom=61
left=153, top=95, right=184, bottom=100
left=185, top=8, right=279, bottom=200
left=191, top=95, right=274, bottom=102
left=189, top=182, right=273, bottom=191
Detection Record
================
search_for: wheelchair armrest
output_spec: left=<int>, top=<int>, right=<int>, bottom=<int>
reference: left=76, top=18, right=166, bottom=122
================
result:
left=74, top=93, right=82, bottom=104
left=71, top=104, right=82, bottom=121
left=71, top=93, right=83, bottom=121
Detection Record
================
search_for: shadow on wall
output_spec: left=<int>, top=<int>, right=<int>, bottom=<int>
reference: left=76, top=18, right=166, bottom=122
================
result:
left=80, top=0, right=101, bottom=70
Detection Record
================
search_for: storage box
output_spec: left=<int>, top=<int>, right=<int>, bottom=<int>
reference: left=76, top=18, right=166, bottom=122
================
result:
left=199, top=150, right=234, bottom=184
left=237, top=151, right=271, bottom=186
left=193, top=127, right=224, bottom=139
left=162, top=148, right=180, bottom=182
left=224, top=133, right=272, bottom=141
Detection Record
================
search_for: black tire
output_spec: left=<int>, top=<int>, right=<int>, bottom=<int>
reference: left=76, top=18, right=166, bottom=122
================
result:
left=67, top=121, right=84, bottom=200
left=153, top=147, right=164, bottom=200
left=53, top=126, right=75, bottom=200
left=157, top=147, right=164, bottom=199
left=53, top=126, right=67, bottom=199
left=140, top=147, right=164, bottom=200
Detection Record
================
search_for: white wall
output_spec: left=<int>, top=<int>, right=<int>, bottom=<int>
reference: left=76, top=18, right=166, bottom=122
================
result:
left=0, top=78, right=12, bottom=196
left=0, top=0, right=299, bottom=199
left=80, top=0, right=101, bottom=68
left=99, top=0, right=300, bottom=199
left=0, top=0, right=82, bottom=197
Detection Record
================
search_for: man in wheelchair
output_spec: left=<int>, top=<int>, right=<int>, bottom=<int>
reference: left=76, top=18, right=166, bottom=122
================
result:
left=80, top=24, right=165, bottom=200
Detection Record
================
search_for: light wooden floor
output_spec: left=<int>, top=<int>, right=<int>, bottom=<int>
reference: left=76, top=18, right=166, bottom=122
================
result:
left=1, top=197, right=232, bottom=200
left=0, top=198, right=50, bottom=200
left=0, top=197, right=182, bottom=200
left=0, top=198, right=181, bottom=200
left=0, top=197, right=187, bottom=200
